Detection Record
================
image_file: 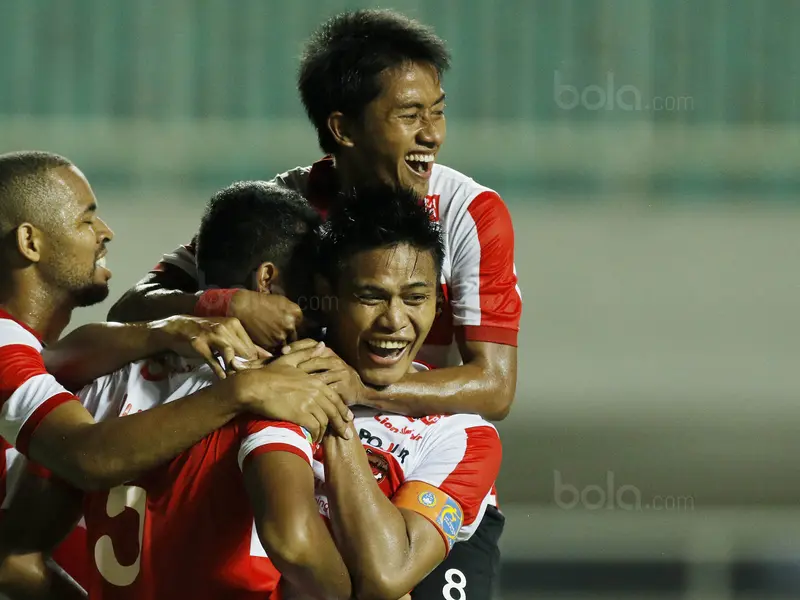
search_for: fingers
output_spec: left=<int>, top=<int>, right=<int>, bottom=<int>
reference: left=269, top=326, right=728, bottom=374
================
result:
left=272, top=343, right=330, bottom=368
left=226, top=317, right=272, bottom=361
left=311, top=370, right=344, bottom=386
left=192, top=338, right=226, bottom=380
left=303, top=401, right=329, bottom=444
left=296, top=356, right=344, bottom=374
left=281, top=339, right=322, bottom=355
left=311, top=381, right=353, bottom=440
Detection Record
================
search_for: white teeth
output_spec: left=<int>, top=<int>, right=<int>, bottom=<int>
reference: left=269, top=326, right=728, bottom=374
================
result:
left=368, top=340, right=409, bottom=350
left=96, top=257, right=107, bottom=268
left=405, top=154, right=434, bottom=163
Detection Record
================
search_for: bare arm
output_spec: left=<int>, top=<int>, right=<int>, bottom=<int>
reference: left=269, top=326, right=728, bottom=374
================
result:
left=43, top=316, right=267, bottom=389
left=244, top=451, right=351, bottom=600
left=363, top=339, right=516, bottom=420
left=27, top=377, right=247, bottom=491
left=107, top=268, right=200, bottom=323
left=0, top=471, right=85, bottom=599
left=26, top=353, right=352, bottom=492
left=323, top=427, right=448, bottom=600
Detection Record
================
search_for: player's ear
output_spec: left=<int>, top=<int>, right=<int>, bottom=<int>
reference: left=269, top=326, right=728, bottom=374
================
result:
left=327, top=112, right=356, bottom=149
left=254, top=262, right=276, bottom=294
left=15, top=223, right=43, bottom=263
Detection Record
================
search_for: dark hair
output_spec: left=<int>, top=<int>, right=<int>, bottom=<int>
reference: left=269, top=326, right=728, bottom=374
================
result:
left=196, top=182, right=321, bottom=289
left=317, top=184, right=444, bottom=285
left=0, top=151, right=73, bottom=235
left=298, top=9, right=451, bottom=154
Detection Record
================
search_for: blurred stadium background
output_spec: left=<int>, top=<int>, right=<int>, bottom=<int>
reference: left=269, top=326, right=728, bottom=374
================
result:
left=1, top=0, right=798, bottom=598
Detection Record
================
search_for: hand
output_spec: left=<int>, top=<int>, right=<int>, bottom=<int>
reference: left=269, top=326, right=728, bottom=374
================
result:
left=236, top=344, right=354, bottom=443
left=150, top=315, right=271, bottom=379
left=295, top=352, right=367, bottom=407
left=228, top=290, right=303, bottom=351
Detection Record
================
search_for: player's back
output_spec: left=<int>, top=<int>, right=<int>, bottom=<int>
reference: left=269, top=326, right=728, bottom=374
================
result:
left=78, top=357, right=279, bottom=600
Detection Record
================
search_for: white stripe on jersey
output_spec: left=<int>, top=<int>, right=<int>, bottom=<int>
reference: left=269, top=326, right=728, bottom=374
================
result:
left=0, top=373, right=69, bottom=447
left=237, top=426, right=313, bottom=471
left=0, top=319, right=41, bottom=351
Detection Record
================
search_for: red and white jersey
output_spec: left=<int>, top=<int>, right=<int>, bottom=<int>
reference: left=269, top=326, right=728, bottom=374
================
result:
left=72, top=357, right=281, bottom=600
left=153, top=157, right=522, bottom=368
left=0, top=309, right=78, bottom=455
left=0, top=309, right=88, bottom=590
left=239, top=365, right=502, bottom=550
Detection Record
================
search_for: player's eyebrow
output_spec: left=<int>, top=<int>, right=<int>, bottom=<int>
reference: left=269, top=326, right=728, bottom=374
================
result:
left=402, top=281, right=434, bottom=291
left=395, top=93, right=446, bottom=111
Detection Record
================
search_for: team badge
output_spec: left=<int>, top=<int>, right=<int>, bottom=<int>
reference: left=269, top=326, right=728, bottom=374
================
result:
left=418, top=491, right=438, bottom=508
left=435, top=498, right=463, bottom=549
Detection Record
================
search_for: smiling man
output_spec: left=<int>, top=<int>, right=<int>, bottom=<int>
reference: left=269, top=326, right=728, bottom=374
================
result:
left=108, top=9, right=522, bottom=422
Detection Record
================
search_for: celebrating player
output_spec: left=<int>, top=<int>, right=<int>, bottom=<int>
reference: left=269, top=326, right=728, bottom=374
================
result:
left=0, top=150, right=351, bottom=486
left=108, top=8, right=521, bottom=423
left=239, top=185, right=503, bottom=599
left=0, top=182, right=354, bottom=600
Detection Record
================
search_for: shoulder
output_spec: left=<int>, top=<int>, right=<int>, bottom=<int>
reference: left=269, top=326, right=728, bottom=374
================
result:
left=429, top=164, right=504, bottom=207
left=268, top=165, right=313, bottom=195
left=428, top=164, right=512, bottom=231
left=0, top=318, right=42, bottom=352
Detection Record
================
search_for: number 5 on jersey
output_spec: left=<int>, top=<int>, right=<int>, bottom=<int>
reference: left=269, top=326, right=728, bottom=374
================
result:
left=94, top=485, right=147, bottom=586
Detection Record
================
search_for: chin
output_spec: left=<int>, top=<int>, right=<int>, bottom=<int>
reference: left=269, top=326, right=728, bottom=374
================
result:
left=73, top=283, right=110, bottom=307
left=361, top=365, right=408, bottom=388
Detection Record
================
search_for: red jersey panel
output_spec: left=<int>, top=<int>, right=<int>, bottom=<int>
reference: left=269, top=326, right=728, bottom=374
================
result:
left=82, top=418, right=279, bottom=600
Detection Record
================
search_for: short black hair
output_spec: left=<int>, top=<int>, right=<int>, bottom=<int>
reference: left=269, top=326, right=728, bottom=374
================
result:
left=298, top=9, right=451, bottom=154
left=0, top=151, right=73, bottom=236
left=317, top=184, right=444, bottom=286
left=196, top=182, right=321, bottom=289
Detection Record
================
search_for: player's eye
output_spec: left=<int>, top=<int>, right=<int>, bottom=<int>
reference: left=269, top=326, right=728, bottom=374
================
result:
left=400, top=113, right=419, bottom=120
left=405, top=294, right=429, bottom=305
left=356, top=293, right=382, bottom=305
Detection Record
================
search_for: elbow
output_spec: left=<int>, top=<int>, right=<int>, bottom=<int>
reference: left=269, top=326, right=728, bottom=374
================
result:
left=60, top=455, right=125, bottom=492
left=257, top=517, right=318, bottom=572
left=107, top=287, right=145, bottom=322
left=483, top=384, right=514, bottom=421
left=353, top=572, right=411, bottom=600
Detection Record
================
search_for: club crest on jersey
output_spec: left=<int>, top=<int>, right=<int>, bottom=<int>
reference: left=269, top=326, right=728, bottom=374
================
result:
left=435, top=498, right=463, bottom=549
left=418, top=491, right=437, bottom=508
left=366, top=449, right=389, bottom=484
left=424, top=194, right=440, bottom=221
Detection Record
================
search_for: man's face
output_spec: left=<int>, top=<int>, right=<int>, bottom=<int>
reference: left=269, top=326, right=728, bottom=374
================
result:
left=325, top=243, right=438, bottom=387
left=38, top=166, right=114, bottom=307
left=348, top=61, right=446, bottom=197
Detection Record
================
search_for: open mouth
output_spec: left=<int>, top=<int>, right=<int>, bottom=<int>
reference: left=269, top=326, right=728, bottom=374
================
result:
left=364, top=339, right=412, bottom=366
left=95, top=256, right=107, bottom=270
left=404, top=153, right=434, bottom=178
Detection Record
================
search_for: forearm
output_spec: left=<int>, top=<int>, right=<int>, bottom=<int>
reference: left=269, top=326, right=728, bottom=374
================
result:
left=323, top=431, right=412, bottom=595
left=365, top=363, right=512, bottom=420
left=269, top=515, right=352, bottom=600
left=43, top=321, right=168, bottom=390
left=107, top=285, right=200, bottom=323
left=0, top=553, right=85, bottom=600
left=30, top=383, right=242, bottom=491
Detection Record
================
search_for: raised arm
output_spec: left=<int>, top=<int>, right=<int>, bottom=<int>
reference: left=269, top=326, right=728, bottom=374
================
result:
left=43, top=315, right=268, bottom=389
left=2, top=337, right=350, bottom=491
left=241, top=422, right=351, bottom=600
left=0, top=468, right=85, bottom=599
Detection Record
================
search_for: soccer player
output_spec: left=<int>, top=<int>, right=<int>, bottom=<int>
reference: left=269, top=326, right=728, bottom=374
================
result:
left=241, top=185, right=503, bottom=599
left=108, top=9, right=521, bottom=422
left=0, top=182, right=356, bottom=600
left=0, top=151, right=350, bottom=491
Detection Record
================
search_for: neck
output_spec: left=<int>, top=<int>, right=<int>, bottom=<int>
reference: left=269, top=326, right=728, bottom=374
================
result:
left=0, top=282, right=73, bottom=344
left=332, top=154, right=370, bottom=191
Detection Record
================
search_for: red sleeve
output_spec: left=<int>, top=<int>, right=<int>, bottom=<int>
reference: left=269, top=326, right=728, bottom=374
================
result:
left=237, top=418, right=316, bottom=470
left=452, top=191, right=522, bottom=346
left=0, top=344, right=78, bottom=456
